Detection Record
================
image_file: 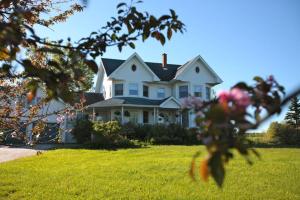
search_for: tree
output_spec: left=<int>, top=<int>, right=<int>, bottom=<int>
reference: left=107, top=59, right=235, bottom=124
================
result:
left=0, top=0, right=185, bottom=102
left=284, top=96, right=300, bottom=129
left=0, top=0, right=185, bottom=143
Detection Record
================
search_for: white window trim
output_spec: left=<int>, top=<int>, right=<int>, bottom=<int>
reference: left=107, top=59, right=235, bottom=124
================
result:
left=206, top=86, right=211, bottom=100
left=193, top=85, right=203, bottom=98
left=178, top=84, right=189, bottom=98
left=157, top=87, right=166, bottom=99
left=143, top=84, right=149, bottom=98
left=128, top=83, right=139, bottom=96
left=114, top=83, right=124, bottom=96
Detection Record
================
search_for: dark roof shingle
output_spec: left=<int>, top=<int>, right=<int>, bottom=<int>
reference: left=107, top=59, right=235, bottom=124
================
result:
left=101, top=58, right=181, bottom=81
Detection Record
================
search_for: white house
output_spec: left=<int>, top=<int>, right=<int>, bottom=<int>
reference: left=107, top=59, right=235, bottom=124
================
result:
left=25, top=52, right=222, bottom=143
left=87, top=52, right=222, bottom=128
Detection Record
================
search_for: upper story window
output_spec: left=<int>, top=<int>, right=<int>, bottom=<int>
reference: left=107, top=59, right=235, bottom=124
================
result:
left=206, top=86, right=211, bottom=100
left=131, top=64, right=137, bottom=72
left=129, top=83, right=138, bottom=95
left=114, top=83, right=123, bottom=96
left=157, top=88, right=165, bottom=99
left=143, top=85, right=149, bottom=97
left=195, top=66, right=200, bottom=73
left=194, top=85, right=202, bottom=97
left=179, top=85, right=188, bottom=98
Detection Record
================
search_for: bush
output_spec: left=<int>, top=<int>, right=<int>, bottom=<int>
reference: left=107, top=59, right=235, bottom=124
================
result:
left=92, top=121, right=136, bottom=148
left=71, top=119, right=93, bottom=143
left=121, top=123, right=200, bottom=145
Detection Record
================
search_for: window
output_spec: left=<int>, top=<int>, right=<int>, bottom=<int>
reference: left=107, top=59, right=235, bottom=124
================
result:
left=129, top=111, right=138, bottom=124
left=143, top=85, right=149, bottom=97
left=114, top=83, right=123, bottom=96
left=129, top=83, right=138, bottom=95
left=131, top=64, right=137, bottom=71
left=179, top=85, right=188, bottom=98
left=143, top=111, right=149, bottom=123
left=157, top=88, right=165, bottom=98
left=194, top=85, right=202, bottom=97
left=195, top=66, right=200, bottom=73
left=206, top=87, right=211, bottom=100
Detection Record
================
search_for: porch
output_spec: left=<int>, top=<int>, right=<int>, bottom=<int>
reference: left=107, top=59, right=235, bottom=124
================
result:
left=85, top=97, right=186, bottom=126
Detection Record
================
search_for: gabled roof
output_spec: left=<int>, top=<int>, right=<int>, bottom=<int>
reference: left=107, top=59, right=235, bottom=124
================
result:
left=175, top=55, right=223, bottom=83
left=101, top=58, right=181, bottom=81
left=101, top=53, right=222, bottom=83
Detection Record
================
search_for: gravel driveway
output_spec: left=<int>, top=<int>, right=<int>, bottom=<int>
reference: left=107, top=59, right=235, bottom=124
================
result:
left=0, top=145, right=38, bottom=163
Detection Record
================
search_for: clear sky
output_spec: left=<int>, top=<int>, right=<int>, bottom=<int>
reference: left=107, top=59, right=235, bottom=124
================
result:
left=36, top=0, right=300, bottom=132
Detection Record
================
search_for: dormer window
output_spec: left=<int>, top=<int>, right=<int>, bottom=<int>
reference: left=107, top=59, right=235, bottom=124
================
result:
left=131, top=64, right=137, bottom=72
left=129, top=83, right=138, bottom=95
left=195, top=66, right=200, bottom=73
left=157, top=88, right=165, bottom=98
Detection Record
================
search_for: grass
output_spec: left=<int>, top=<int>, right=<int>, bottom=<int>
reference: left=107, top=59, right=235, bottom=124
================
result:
left=0, top=146, right=299, bottom=200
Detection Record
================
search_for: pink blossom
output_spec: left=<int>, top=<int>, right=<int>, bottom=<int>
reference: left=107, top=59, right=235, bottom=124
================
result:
left=182, top=96, right=203, bottom=109
left=230, top=88, right=250, bottom=108
left=56, top=114, right=65, bottom=124
left=218, top=88, right=250, bottom=110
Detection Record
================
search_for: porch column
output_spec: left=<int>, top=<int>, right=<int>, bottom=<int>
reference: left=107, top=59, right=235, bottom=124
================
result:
left=153, top=107, right=156, bottom=124
left=92, top=107, right=95, bottom=121
left=180, top=110, right=183, bottom=125
left=157, top=108, right=159, bottom=123
left=121, top=106, right=124, bottom=124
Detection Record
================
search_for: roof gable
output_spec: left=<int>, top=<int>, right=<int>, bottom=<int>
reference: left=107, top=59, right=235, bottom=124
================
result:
left=175, top=55, right=223, bottom=84
left=159, top=97, right=181, bottom=108
left=101, top=54, right=222, bottom=83
left=105, top=53, right=160, bottom=81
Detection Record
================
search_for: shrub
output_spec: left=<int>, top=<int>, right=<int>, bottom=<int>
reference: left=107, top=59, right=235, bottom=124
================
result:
left=121, top=123, right=200, bottom=145
left=92, top=121, right=136, bottom=148
left=93, top=121, right=121, bottom=137
left=71, top=119, right=93, bottom=143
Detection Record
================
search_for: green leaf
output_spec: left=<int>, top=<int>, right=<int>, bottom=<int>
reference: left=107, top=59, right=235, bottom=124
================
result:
left=116, top=2, right=126, bottom=8
left=128, top=42, right=135, bottom=49
left=170, top=9, right=176, bottom=17
left=253, top=76, right=263, bottom=82
left=208, top=152, right=225, bottom=187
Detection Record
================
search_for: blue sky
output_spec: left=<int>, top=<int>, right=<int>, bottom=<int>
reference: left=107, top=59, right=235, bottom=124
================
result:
left=36, top=0, right=300, bottom=131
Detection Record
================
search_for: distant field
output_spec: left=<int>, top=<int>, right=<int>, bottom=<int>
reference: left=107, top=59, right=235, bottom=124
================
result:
left=0, top=146, right=299, bottom=200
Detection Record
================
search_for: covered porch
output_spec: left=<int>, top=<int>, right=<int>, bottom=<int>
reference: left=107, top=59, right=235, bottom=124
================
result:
left=86, top=97, right=184, bottom=125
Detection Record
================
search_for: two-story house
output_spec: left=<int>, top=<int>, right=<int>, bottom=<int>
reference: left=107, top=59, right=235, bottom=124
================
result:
left=24, top=52, right=222, bottom=143
left=86, top=52, right=222, bottom=128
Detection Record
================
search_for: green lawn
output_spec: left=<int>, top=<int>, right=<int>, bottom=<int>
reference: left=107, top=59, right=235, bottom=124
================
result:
left=0, top=146, right=299, bottom=200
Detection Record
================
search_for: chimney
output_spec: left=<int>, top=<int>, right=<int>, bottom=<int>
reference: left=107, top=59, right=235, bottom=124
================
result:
left=162, top=53, right=167, bottom=68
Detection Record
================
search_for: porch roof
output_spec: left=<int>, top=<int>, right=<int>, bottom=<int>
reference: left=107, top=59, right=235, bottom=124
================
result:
left=87, top=97, right=181, bottom=108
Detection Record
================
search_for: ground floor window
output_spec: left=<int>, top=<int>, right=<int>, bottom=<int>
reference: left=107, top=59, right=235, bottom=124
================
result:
left=129, top=111, right=139, bottom=124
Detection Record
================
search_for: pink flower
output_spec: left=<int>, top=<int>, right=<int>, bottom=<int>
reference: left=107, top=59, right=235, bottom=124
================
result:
left=182, top=96, right=203, bottom=109
left=218, top=88, right=250, bottom=111
left=56, top=114, right=65, bottom=124
left=230, top=88, right=250, bottom=109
